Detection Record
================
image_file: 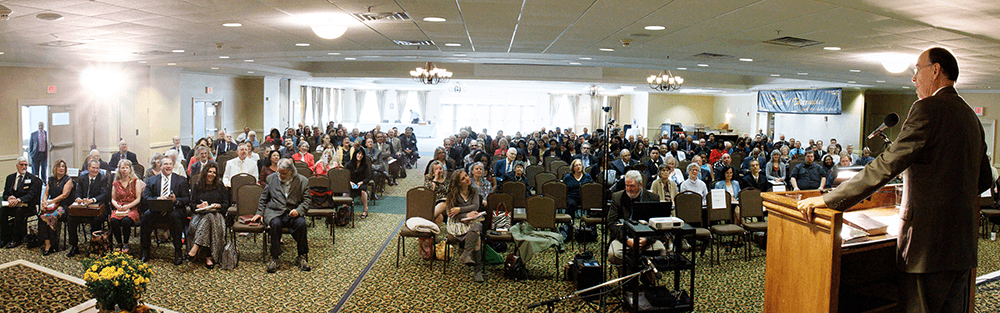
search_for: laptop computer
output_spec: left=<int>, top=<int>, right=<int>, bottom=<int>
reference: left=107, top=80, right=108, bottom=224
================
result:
left=629, top=201, right=672, bottom=223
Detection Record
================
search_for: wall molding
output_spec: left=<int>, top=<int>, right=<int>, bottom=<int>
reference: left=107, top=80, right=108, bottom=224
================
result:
left=0, top=154, right=22, bottom=161
left=150, top=141, right=174, bottom=150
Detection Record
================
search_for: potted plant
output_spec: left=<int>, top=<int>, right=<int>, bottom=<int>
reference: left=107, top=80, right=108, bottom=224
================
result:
left=82, top=251, right=155, bottom=312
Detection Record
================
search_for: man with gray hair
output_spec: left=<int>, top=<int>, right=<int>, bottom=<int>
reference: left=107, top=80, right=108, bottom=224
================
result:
left=2, top=156, right=42, bottom=248
left=252, top=158, right=311, bottom=273
left=109, top=139, right=139, bottom=172
left=611, top=149, right=637, bottom=179
left=573, top=143, right=597, bottom=170
left=606, top=170, right=663, bottom=264
left=679, top=163, right=709, bottom=205
left=140, top=156, right=190, bottom=264
left=494, top=147, right=518, bottom=183
left=66, top=159, right=110, bottom=257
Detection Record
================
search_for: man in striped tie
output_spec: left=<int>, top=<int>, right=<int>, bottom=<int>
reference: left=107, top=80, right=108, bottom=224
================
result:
left=140, top=156, right=190, bottom=264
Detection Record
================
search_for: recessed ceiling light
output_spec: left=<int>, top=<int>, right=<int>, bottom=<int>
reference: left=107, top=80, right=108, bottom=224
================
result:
left=453, top=54, right=467, bottom=57
left=244, top=60, right=253, bottom=62
left=78, top=38, right=98, bottom=43
left=797, top=72, right=808, bottom=75
left=902, top=86, right=910, bottom=89
left=137, top=61, right=147, bottom=64
left=644, top=25, right=665, bottom=31
left=219, top=56, right=230, bottom=59
left=423, top=17, right=446, bottom=22
left=222, top=22, right=242, bottom=27
left=444, top=43, right=461, bottom=47
left=579, top=57, right=592, bottom=60
left=457, top=59, right=470, bottom=62
left=599, top=48, right=614, bottom=52
left=569, top=62, right=581, bottom=65
left=697, top=64, right=709, bottom=67
left=345, top=57, right=356, bottom=60
left=739, top=58, right=753, bottom=62
left=295, top=43, right=310, bottom=47
left=876, top=80, right=886, bottom=83
left=248, top=71, right=254, bottom=74
left=771, top=74, right=780, bottom=77
left=167, top=63, right=176, bottom=66
left=36, top=13, right=64, bottom=21
left=849, top=69, right=861, bottom=72
left=172, top=49, right=185, bottom=53
left=847, top=81, right=856, bottom=83
left=211, top=67, right=219, bottom=70
left=0, top=52, right=4, bottom=55
left=823, top=47, right=841, bottom=51
left=327, top=52, right=340, bottom=55
left=677, top=67, right=687, bottom=70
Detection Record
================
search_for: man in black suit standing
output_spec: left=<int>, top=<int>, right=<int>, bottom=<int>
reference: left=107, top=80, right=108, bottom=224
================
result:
left=169, top=136, right=192, bottom=162
left=140, top=156, right=190, bottom=265
left=66, top=160, right=109, bottom=257
left=799, top=47, right=993, bottom=312
left=28, top=122, right=49, bottom=179
left=2, top=157, right=42, bottom=248
left=109, top=139, right=139, bottom=170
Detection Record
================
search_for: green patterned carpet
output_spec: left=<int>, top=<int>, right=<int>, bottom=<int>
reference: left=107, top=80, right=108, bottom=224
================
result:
left=0, top=264, right=90, bottom=313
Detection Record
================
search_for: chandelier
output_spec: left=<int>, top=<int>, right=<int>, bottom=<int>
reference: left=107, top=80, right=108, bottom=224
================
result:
left=647, top=70, right=683, bottom=91
left=410, top=62, right=452, bottom=85
left=587, top=85, right=605, bottom=97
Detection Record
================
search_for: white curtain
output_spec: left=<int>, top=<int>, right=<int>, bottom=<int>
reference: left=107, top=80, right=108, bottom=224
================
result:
left=375, top=90, right=388, bottom=123
left=333, top=89, right=343, bottom=123
left=299, top=86, right=309, bottom=127
left=417, top=91, right=429, bottom=122
left=590, top=94, right=603, bottom=132
left=396, top=90, right=408, bottom=123
left=568, top=94, right=580, bottom=130
left=549, top=94, right=560, bottom=127
left=354, top=89, right=367, bottom=123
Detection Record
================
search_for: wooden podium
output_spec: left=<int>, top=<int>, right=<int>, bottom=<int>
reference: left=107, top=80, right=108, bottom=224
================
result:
left=763, top=186, right=904, bottom=313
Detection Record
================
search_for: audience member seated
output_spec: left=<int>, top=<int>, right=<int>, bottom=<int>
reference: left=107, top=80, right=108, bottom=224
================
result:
left=236, top=126, right=251, bottom=143
left=186, top=162, right=228, bottom=269
left=765, top=150, right=786, bottom=184
left=140, top=156, right=190, bottom=265
left=790, top=152, right=827, bottom=191
left=252, top=159, right=311, bottom=273
left=574, top=142, right=597, bottom=170
left=66, top=160, right=109, bottom=257
left=855, top=147, right=875, bottom=166
left=39, top=159, right=73, bottom=255
left=493, top=148, right=518, bottom=184
left=224, top=144, right=259, bottom=187
left=2, top=157, right=41, bottom=249
left=607, top=171, right=664, bottom=265
left=164, top=149, right=186, bottom=179
left=109, top=140, right=139, bottom=172
left=425, top=160, right=450, bottom=206
left=713, top=153, right=735, bottom=182
left=439, top=170, right=486, bottom=282
left=83, top=150, right=111, bottom=174
left=110, top=159, right=144, bottom=254
left=563, top=159, right=593, bottom=218
left=189, top=145, right=212, bottom=177
left=649, top=165, right=679, bottom=213
left=662, top=156, right=685, bottom=187
left=643, top=148, right=664, bottom=185
left=400, top=127, right=419, bottom=168
left=313, top=149, right=337, bottom=176
left=826, top=156, right=853, bottom=188
left=145, top=153, right=163, bottom=179
left=169, top=135, right=193, bottom=161
left=469, top=162, right=493, bottom=202
left=259, top=150, right=281, bottom=187
left=611, top=149, right=637, bottom=180
left=346, top=148, right=372, bottom=219
left=679, top=163, right=709, bottom=205
left=425, top=147, right=455, bottom=175
left=292, top=141, right=315, bottom=168
left=741, top=160, right=771, bottom=192
left=709, top=141, right=731, bottom=165
left=666, top=141, right=687, bottom=162
left=246, top=131, right=259, bottom=148
left=216, top=133, right=238, bottom=157
left=264, top=128, right=283, bottom=147
left=279, top=139, right=296, bottom=159
left=713, top=165, right=741, bottom=200
left=740, top=148, right=766, bottom=176
left=315, top=134, right=333, bottom=152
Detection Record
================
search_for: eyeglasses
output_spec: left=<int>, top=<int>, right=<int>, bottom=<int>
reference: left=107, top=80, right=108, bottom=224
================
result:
left=913, top=63, right=935, bottom=75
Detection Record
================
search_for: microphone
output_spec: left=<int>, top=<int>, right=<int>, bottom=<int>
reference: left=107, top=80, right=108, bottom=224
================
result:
left=866, top=113, right=899, bottom=140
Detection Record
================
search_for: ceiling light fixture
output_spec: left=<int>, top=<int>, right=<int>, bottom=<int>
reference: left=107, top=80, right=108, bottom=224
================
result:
left=849, top=69, right=861, bottom=72
left=824, top=47, right=841, bottom=51
left=219, top=56, right=229, bottom=59
left=697, top=64, right=709, bottom=67
left=599, top=48, right=614, bottom=52
left=739, top=58, right=753, bottom=62
left=248, top=71, right=254, bottom=74
left=444, top=43, right=461, bottom=47
left=677, top=67, right=687, bottom=70
left=579, top=57, right=592, bottom=60
left=902, top=86, right=910, bottom=89
left=312, top=24, right=347, bottom=39
left=453, top=53, right=466, bottom=56
left=587, top=85, right=605, bottom=97
left=295, top=43, right=310, bottom=47
left=410, top=62, right=452, bottom=85
left=167, top=63, right=176, bottom=66
left=327, top=52, right=340, bottom=55
left=847, top=81, right=856, bottom=83
left=876, top=80, right=886, bottom=83
left=222, top=22, right=242, bottom=27
left=172, top=49, right=185, bottom=53
left=647, top=70, right=684, bottom=92
left=244, top=60, right=253, bottom=62
left=345, top=57, right=356, bottom=60
left=644, top=25, right=665, bottom=31
left=771, top=74, right=780, bottom=77
left=569, top=62, right=581, bottom=65
left=797, top=72, right=808, bottom=75
left=211, top=67, right=219, bottom=70
left=423, top=17, right=446, bottom=22
left=36, top=13, right=63, bottom=21
left=137, top=61, right=146, bottom=64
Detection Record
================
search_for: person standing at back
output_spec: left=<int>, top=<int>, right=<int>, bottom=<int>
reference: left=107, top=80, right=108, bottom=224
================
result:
left=28, top=122, right=49, bottom=178
left=799, top=47, right=993, bottom=313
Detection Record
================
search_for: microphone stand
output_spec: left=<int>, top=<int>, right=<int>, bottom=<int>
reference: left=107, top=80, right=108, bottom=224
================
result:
left=874, top=131, right=893, bottom=157
left=598, top=111, right=614, bottom=312
left=527, top=264, right=653, bottom=312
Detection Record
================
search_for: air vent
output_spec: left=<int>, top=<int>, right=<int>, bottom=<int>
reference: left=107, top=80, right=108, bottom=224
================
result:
left=39, top=40, right=83, bottom=47
left=394, top=40, right=435, bottom=46
left=691, top=52, right=734, bottom=59
left=351, top=12, right=411, bottom=22
left=131, top=50, right=173, bottom=56
left=764, top=36, right=824, bottom=48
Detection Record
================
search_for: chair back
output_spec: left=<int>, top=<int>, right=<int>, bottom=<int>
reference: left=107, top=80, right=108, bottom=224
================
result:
left=549, top=160, right=567, bottom=173
left=308, top=176, right=331, bottom=189
left=543, top=156, right=556, bottom=170
left=230, top=173, right=257, bottom=205
left=534, top=172, right=558, bottom=191
left=236, top=184, right=264, bottom=216
left=675, top=191, right=703, bottom=225
left=214, top=157, right=229, bottom=177
left=541, top=181, right=568, bottom=211
left=526, top=195, right=556, bottom=229
left=133, top=163, right=146, bottom=180
left=327, top=168, right=352, bottom=195
left=678, top=161, right=691, bottom=174
left=556, top=165, right=571, bottom=179
left=406, top=187, right=435, bottom=220
left=527, top=155, right=539, bottom=166
left=580, top=183, right=603, bottom=211
left=525, top=165, right=544, bottom=189
left=739, top=188, right=764, bottom=219
left=487, top=193, right=514, bottom=230
left=639, top=156, right=651, bottom=164
left=707, top=191, right=734, bottom=223
left=502, top=181, right=527, bottom=208
left=296, top=164, right=313, bottom=177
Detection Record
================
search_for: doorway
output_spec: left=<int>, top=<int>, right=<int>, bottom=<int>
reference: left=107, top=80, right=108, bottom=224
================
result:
left=192, top=100, right=222, bottom=142
left=20, top=104, right=77, bottom=174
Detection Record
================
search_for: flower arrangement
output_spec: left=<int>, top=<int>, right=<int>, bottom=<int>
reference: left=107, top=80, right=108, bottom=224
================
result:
left=82, top=252, right=154, bottom=312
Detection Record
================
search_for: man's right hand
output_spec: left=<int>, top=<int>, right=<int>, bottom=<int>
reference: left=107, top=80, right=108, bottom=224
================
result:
left=252, top=215, right=263, bottom=222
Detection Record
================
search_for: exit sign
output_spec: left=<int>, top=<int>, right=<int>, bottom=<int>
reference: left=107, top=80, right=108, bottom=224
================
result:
left=47, top=85, right=57, bottom=94
left=206, top=87, right=213, bottom=94
left=974, top=107, right=984, bottom=116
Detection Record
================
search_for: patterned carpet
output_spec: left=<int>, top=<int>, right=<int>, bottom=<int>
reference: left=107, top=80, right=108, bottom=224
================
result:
left=1, top=150, right=999, bottom=312
left=0, top=264, right=90, bottom=313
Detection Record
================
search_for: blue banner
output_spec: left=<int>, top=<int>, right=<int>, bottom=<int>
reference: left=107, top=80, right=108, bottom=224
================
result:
left=757, top=88, right=842, bottom=114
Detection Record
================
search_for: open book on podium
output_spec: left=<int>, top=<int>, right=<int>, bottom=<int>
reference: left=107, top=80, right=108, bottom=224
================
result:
left=760, top=184, right=978, bottom=313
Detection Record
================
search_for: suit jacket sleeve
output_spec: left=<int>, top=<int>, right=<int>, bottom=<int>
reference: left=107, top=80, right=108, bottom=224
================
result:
left=173, top=177, right=190, bottom=208
left=94, top=175, right=109, bottom=204
left=823, top=98, right=934, bottom=210
left=142, top=177, right=156, bottom=202
left=2, top=174, right=12, bottom=200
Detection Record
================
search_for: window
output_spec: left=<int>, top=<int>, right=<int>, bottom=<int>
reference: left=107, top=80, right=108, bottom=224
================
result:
left=359, top=91, right=379, bottom=123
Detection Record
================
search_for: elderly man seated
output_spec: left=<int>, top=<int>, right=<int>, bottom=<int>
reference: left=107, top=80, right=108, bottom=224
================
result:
left=223, top=143, right=259, bottom=187
left=66, top=160, right=110, bottom=257
left=251, top=159, right=311, bottom=273
left=2, top=157, right=42, bottom=249
left=606, top=170, right=664, bottom=265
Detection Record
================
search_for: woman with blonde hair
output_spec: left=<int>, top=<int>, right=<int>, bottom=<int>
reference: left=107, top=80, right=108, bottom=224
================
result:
left=313, top=148, right=337, bottom=176
left=110, top=159, right=145, bottom=253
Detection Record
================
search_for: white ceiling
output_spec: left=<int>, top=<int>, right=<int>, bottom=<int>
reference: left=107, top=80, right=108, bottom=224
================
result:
left=0, top=0, right=998, bottom=91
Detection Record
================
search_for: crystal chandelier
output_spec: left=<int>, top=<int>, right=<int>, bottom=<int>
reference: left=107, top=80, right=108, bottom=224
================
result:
left=647, top=70, right=683, bottom=91
left=587, top=85, right=604, bottom=97
left=410, top=62, right=452, bottom=85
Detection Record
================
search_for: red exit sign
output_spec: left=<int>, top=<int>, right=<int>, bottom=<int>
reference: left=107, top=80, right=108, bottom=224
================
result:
left=974, top=107, right=984, bottom=116
left=47, top=85, right=57, bottom=94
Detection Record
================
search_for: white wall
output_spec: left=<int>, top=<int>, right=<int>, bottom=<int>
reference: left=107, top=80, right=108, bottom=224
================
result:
left=713, top=93, right=759, bottom=135
left=263, top=77, right=281, bottom=132
left=772, top=90, right=864, bottom=148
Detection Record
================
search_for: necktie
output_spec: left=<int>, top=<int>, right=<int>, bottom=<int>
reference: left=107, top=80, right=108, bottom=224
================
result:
left=39, top=132, right=46, bottom=152
left=506, top=161, right=512, bottom=174
left=88, top=177, right=94, bottom=198
left=15, top=174, right=22, bottom=190
left=162, top=176, right=170, bottom=196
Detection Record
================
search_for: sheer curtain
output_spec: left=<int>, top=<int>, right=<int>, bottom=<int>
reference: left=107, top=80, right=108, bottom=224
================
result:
left=568, top=94, right=580, bottom=129
left=396, top=90, right=408, bottom=123
left=549, top=94, right=560, bottom=127
left=417, top=91, right=428, bottom=122
left=354, top=89, right=367, bottom=123
left=375, top=90, right=388, bottom=123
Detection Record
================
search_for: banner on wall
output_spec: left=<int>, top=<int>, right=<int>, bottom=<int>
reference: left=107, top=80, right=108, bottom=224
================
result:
left=757, top=88, right=842, bottom=114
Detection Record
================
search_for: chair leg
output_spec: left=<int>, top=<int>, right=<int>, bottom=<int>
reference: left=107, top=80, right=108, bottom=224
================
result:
left=395, top=236, right=401, bottom=268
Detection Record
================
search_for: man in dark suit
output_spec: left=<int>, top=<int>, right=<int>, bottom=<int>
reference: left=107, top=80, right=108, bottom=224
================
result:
left=215, top=132, right=238, bottom=157
left=573, top=143, right=598, bottom=170
left=28, top=122, right=48, bottom=178
left=188, top=145, right=211, bottom=177
left=493, top=148, right=518, bottom=184
left=2, top=157, right=42, bottom=248
left=66, top=160, right=109, bottom=257
left=251, top=158, right=311, bottom=273
left=140, top=156, right=190, bottom=265
left=605, top=170, right=662, bottom=264
left=799, top=47, right=992, bottom=312
left=611, top=149, right=637, bottom=178
left=170, top=136, right=192, bottom=162
left=108, top=139, right=139, bottom=170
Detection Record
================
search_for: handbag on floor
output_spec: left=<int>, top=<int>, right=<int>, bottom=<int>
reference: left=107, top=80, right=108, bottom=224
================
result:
left=504, top=253, right=527, bottom=280
left=435, top=240, right=449, bottom=261
left=220, top=241, right=239, bottom=270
